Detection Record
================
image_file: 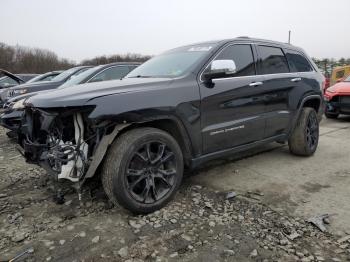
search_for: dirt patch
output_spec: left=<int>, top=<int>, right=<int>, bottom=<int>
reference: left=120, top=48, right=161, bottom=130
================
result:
left=300, top=182, right=331, bottom=193
left=0, top=127, right=350, bottom=261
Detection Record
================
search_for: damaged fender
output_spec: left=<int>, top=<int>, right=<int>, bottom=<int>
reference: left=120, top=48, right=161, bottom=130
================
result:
left=83, top=123, right=130, bottom=181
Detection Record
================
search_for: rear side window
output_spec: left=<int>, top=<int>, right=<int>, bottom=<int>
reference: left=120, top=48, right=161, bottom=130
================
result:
left=257, top=46, right=289, bottom=74
left=89, top=66, right=130, bottom=82
left=42, top=75, right=56, bottom=81
left=212, top=44, right=256, bottom=77
left=336, top=70, right=345, bottom=79
left=128, top=65, right=138, bottom=72
left=285, top=50, right=313, bottom=72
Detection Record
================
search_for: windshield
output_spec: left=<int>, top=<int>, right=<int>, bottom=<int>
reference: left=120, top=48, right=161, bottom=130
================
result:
left=126, top=44, right=216, bottom=78
left=0, top=76, right=17, bottom=87
left=59, top=66, right=101, bottom=89
left=51, top=67, right=81, bottom=82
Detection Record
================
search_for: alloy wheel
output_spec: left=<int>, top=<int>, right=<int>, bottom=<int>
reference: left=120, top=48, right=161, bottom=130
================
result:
left=306, top=113, right=318, bottom=150
left=125, top=141, right=177, bottom=204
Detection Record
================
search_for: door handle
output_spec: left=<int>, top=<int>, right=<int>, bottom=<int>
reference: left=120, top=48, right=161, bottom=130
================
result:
left=291, top=77, right=302, bottom=82
left=249, top=81, right=263, bottom=87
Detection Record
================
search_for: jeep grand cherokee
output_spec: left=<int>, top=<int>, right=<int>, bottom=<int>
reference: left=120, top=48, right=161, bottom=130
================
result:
left=18, top=37, right=324, bottom=213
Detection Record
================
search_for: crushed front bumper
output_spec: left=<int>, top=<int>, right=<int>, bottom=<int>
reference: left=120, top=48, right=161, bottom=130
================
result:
left=325, top=98, right=350, bottom=115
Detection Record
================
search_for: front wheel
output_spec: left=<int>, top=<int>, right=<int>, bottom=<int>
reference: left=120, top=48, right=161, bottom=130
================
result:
left=288, top=107, right=319, bottom=156
left=102, top=127, right=184, bottom=214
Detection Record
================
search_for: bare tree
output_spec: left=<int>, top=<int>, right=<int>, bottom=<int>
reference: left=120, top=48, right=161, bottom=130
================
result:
left=81, top=53, right=151, bottom=66
left=0, top=42, right=75, bottom=73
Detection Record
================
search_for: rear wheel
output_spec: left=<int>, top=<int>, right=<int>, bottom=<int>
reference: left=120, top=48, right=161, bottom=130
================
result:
left=288, top=107, right=319, bottom=156
left=102, top=128, right=183, bottom=214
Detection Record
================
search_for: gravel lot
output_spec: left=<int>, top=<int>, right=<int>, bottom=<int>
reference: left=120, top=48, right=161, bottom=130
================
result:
left=1, top=118, right=350, bottom=262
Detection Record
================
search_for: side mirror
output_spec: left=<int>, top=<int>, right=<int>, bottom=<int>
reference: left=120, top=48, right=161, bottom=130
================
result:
left=203, top=60, right=237, bottom=81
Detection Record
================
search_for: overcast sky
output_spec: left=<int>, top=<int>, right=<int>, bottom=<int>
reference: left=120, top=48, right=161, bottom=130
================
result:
left=1, top=0, right=349, bottom=62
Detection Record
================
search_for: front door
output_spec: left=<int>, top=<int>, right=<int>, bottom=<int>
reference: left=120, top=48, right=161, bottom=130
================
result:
left=199, top=44, right=266, bottom=154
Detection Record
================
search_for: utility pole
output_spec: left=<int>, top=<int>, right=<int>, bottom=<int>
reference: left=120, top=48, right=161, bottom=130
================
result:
left=288, top=30, right=291, bottom=44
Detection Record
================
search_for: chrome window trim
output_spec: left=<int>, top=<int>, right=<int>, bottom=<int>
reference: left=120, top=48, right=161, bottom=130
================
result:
left=211, top=72, right=300, bottom=82
left=199, top=42, right=317, bottom=83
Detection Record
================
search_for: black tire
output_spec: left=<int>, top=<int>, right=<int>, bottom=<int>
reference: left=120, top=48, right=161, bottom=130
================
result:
left=288, top=107, right=319, bottom=156
left=102, top=127, right=184, bottom=214
left=325, top=112, right=339, bottom=119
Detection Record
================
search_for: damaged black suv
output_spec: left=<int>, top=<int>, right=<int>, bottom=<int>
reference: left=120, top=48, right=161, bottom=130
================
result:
left=19, top=37, right=324, bottom=213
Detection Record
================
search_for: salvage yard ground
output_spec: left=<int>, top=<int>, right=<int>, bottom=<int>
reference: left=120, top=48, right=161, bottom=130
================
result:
left=0, top=118, right=350, bottom=261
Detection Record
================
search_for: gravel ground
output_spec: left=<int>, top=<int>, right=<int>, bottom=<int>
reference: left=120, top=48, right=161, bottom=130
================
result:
left=0, top=126, right=350, bottom=262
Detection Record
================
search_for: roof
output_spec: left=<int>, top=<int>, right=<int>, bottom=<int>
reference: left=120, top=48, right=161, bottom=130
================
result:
left=87, top=62, right=142, bottom=68
left=182, top=36, right=302, bottom=51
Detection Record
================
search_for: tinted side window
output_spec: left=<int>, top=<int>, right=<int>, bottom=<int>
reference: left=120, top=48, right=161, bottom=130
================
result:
left=0, top=77, right=17, bottom=86
left=257, top=46, right=289, bottom=74
left=336, top=70, right=345, bottom=79
left=42, top=75, right=56, bottom=81
left=285, top=50, right=313, bottom=72
left=89, top=66, right=130, bottom=82
left=212, top=44, right=255, bottom=77
left=73, top=68, right=89, bottom=77
left=128, top=65, right=138, bottom=72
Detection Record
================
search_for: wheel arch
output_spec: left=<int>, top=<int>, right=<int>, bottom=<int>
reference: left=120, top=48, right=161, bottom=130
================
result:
left=120, top=117, right=193, bottom=164
left=289, top=94, right=323, bottom=137
left=301, top=96, right=321, bottom=113
left=83, top=116, right=193, bottom=182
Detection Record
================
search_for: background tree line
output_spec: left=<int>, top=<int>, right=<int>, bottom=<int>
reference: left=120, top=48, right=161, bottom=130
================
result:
left=0, top=42, right=151, bottom=74
left=1, top=41, right=350, bottom=77
left=312, top=58, right=350, bottom=77
left=0, top=42, right=75, bottom=73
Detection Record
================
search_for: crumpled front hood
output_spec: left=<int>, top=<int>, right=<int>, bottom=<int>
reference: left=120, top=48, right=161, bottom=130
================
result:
left=25, top=77, right=173, bottom=108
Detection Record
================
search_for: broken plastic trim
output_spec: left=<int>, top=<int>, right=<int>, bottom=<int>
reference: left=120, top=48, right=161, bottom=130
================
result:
left=82, top=123, right=130, bottom=180
left=55, top=113, right=89, bottom=182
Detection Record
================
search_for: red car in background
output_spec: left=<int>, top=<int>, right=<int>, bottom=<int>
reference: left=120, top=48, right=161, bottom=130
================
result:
left=324, top=77, right=330, bottom=91
left=324, top=75, right=350, bottom=118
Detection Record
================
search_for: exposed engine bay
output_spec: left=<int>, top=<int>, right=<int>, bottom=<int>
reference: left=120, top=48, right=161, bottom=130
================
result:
left=46, top=113, right=88, bottom=182
left=20, top=107, right=127, bottom=193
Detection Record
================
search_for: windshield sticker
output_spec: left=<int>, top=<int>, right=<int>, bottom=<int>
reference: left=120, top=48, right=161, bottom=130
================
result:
left=188, top=46, right=213, bottom=52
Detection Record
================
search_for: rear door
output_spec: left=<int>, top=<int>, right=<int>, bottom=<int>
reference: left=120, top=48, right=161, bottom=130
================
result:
left=255, top=45, right=298, bottom=138
left=199, top=43, right=266, bottom=154
left=284, top=48, right=319, bottom=111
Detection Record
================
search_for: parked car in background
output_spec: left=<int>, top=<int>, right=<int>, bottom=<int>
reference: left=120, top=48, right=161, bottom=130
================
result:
left=0, top=63, right=140, bottom=133
left=58, top=62, right=140, bottom=89
left=17, top=37, right=324, bottom=213
left=0, top=69, right=38, bottom=89
left=324, top=75, right=350, bottom=118
left=330, top=65, right=350, bottom=86
left=25, top=70, right=63, bottom=84
left=0, top=71, right=62, bottom=103
left=324, top=76, right=330, bottom=91
left=0, top=70, right=38, bottom=107
left=4, top=66, right=91, bottom=101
